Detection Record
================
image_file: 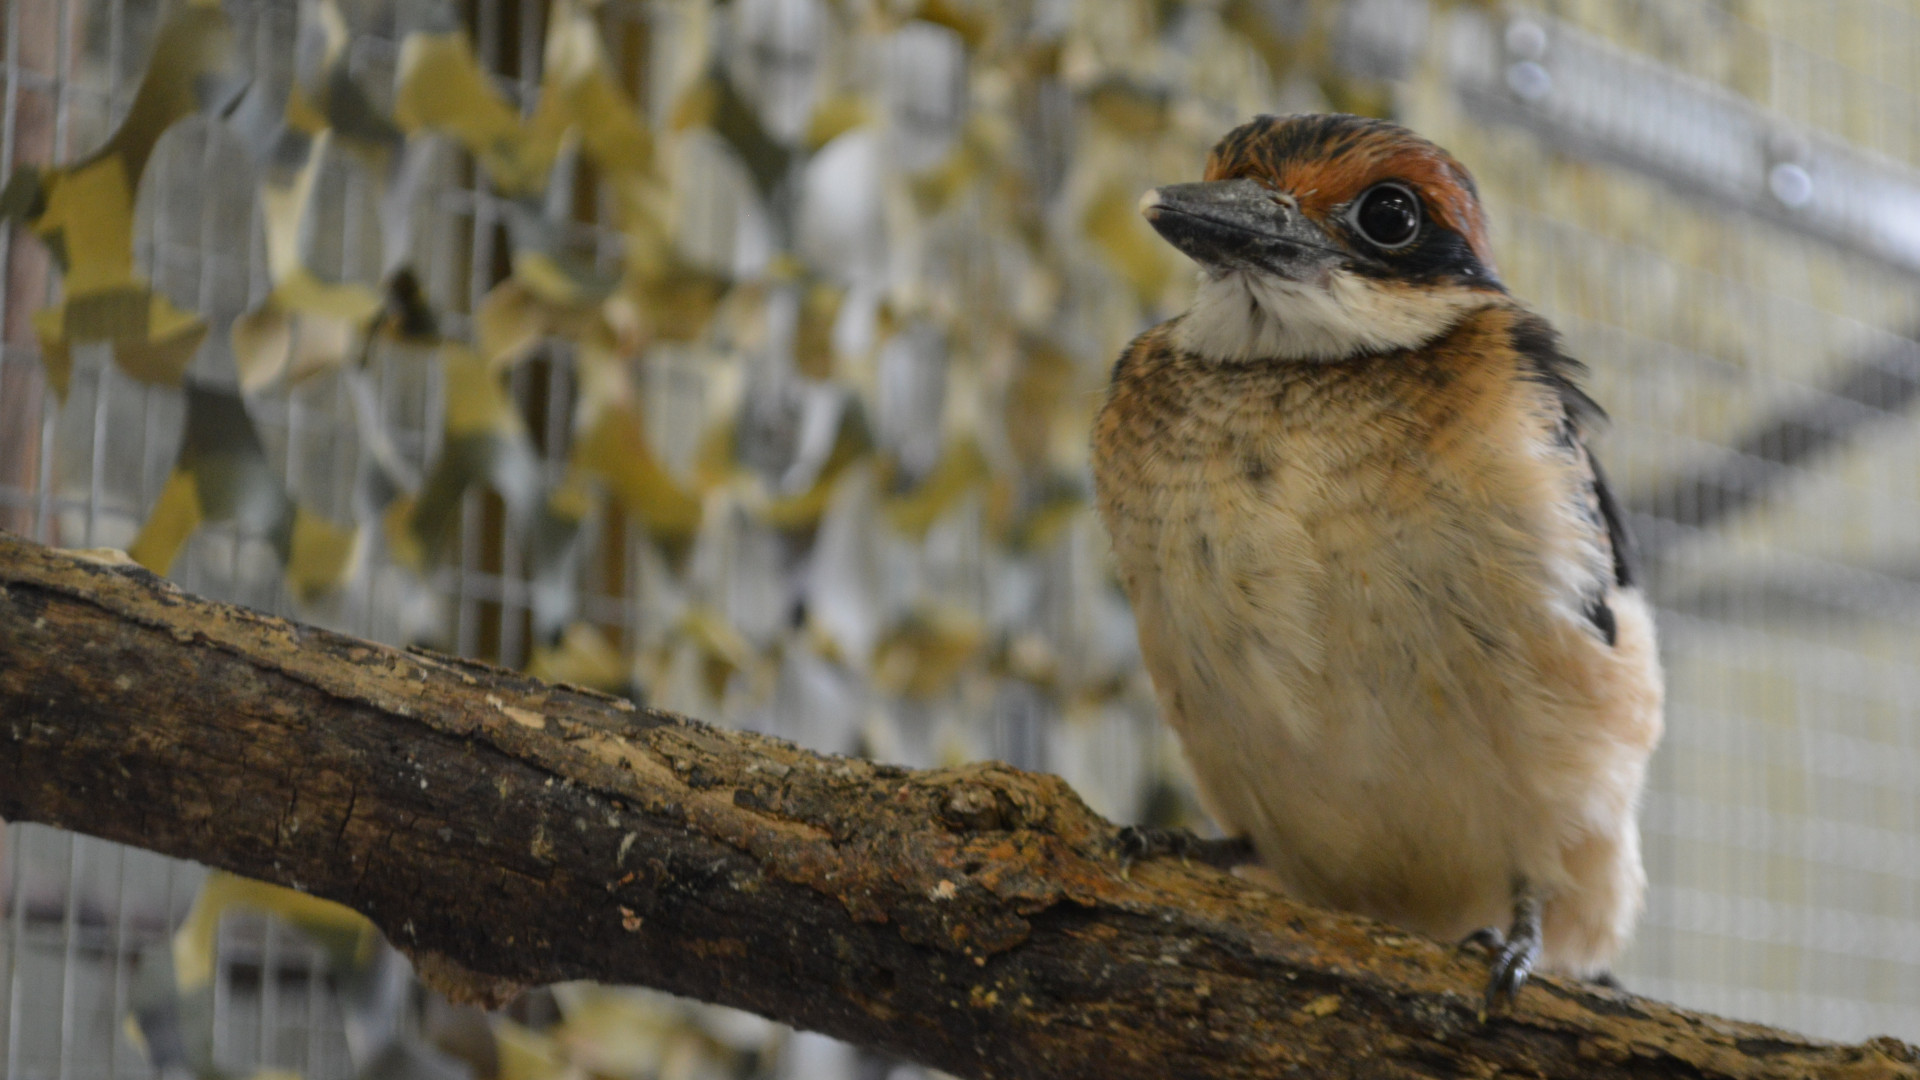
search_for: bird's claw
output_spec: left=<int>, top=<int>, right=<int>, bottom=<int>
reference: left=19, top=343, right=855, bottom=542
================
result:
left=1457, top=926, right=1505, bottom=955
left=1475, top=887, right=1542, bottom=1019
left=1114, top=825, right=1152, bottom=880
left=1115, top=825, right=1157, bottom=861
left=1112, top=826, right=1255, bottom=878
left=1483, top=933, right=1539, bottom=1014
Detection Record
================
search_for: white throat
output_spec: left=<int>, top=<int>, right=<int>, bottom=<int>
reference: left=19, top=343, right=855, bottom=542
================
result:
left=1170, top=270, right=1492, bottom=363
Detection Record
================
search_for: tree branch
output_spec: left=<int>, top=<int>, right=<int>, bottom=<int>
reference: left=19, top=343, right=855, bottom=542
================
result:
left=0, top=531, right=1913, bottom=1079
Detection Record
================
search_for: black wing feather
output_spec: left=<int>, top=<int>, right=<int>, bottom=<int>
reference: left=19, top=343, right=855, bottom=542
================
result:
left=1509, top=314, right=1639, bottom=644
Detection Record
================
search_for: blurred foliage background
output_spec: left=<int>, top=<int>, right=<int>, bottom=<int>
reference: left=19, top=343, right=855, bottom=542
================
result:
left=4, top=0, right=1920, bottom=1075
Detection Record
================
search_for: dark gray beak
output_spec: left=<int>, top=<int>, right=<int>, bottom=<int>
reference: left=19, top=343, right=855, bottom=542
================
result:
left=1140, top=178, right=1341, bottom=279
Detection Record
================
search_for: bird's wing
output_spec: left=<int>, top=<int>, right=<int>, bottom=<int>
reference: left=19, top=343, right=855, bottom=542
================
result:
left=1510, top=313, right=1639, bottom=642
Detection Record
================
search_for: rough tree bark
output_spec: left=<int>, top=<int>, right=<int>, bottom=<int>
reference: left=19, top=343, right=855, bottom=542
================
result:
left=0, top=531, right=1914, bottom=1080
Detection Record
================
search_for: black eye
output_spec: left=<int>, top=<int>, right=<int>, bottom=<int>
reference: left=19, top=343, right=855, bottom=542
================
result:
left=1352, top=183, right=1421, bottom=249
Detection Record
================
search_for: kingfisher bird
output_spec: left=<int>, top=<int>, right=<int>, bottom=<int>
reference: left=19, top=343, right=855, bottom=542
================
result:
left=1091, top=113, right=1663, bottom=1006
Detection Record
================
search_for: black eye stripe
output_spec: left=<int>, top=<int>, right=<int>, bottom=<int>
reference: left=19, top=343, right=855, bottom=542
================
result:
left=1341, top=216, right=1504, bottom=291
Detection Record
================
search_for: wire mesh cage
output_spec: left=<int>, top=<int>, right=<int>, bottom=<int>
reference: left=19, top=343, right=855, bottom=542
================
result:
left=3, top=0, right=1920, bottom=1076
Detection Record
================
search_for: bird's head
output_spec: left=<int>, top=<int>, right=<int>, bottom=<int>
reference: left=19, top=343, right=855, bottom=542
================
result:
left=1143, top=113, right=1506, bottom=363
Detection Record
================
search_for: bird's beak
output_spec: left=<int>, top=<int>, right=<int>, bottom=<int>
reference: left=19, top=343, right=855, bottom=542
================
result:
left=1139, top=178, right=1341, bottom=279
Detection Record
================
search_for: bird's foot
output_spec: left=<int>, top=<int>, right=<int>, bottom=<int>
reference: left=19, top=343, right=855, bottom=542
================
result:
left=1457, top=926, right=1506, bottom=954
left=1476, top=886, right=1542, bottom=1019
left=1113, top=826, right=1256, bottom=878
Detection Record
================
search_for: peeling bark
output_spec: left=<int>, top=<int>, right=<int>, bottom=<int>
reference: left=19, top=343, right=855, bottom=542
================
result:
left=0, top=531, right=1914, bottom=1080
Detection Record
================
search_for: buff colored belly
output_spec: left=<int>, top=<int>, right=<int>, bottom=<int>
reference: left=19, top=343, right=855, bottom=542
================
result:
left=1109, top=450, right=1557, bottom=941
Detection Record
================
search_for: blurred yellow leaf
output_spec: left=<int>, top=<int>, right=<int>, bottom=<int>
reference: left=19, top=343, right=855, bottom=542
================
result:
left=667, top=76, right=717, bottom=133
left=1004, top=341, right=1074, bottom=468
left=794, top=281, right=844, bottom=379
left=527, top=624, right=629, bottom=692
left=495, top=1019, right=578, bottom=1080
left=443, top=345, right=523, bottom=437
left=384, top=495, right=425, bottom=571
left=1086, top=77, right=1171, bottom=136
left=476, top=280, right=550, bottom=369
left=42, top=157, right=138, bottom=293
left=31, top=163, right=208, bottom=390
left=548, top=983, right=758, bottom=1080
left=289, top=312, right=357, bottom=382
left=916, top=0, right=995, bottom=47
left=874, top=608, right=985, bottom=698
left=128, top=387, right=354, bottom=594
left=239, top=130, right=386, bottom=384
left=548, top=470, right=597, bottom=523
left=231, top=304, right=294, bottom=392
left=512, top=248, right=608, bottom=308
left=6, top=0, right=232, bottom=394
left=636, top=264, right=728, bottom=343
left=906, top=135, right=982, bottom=213
left=408, top=347, right=546, bottom=563
left=989, top=471, right=1086, bottom=551
left=258, top=135, right=385, bottom=324
left=287, top=0, right=402, bottom=149
left=575, top=402, right=703, bottom=544
left=37, top=336, right=73, bottom=400
left=286, top=507, right=365, bottom=602
left=118, top=295, right=210, bottom=382
left=174, top=871, right=376, bottom=992
left=1085, top=180, right=1171, bottom=301
left=805, top=94, right=875, bottom=150
left=756, top=428, right=869, bottom=530
left=882, top=437, right=989, bottom=536
left=399, top=0, right=656, bottom=205
left=681, top=606, right=759, bottom=701
left=707, top=73, right=792, bottom=198
left=269, top=269, right=384, bottom=325
left=1222, top=0, right=1309, bottom=75
left=128, top=470, right=203, bottom=575
left=526, top=0, right=655, bottom=182
left=396, top=31, right=541, bottom=192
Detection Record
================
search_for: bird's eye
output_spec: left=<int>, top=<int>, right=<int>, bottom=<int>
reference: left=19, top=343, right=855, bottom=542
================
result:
left=1351, top=183, right=1421, bottom=249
